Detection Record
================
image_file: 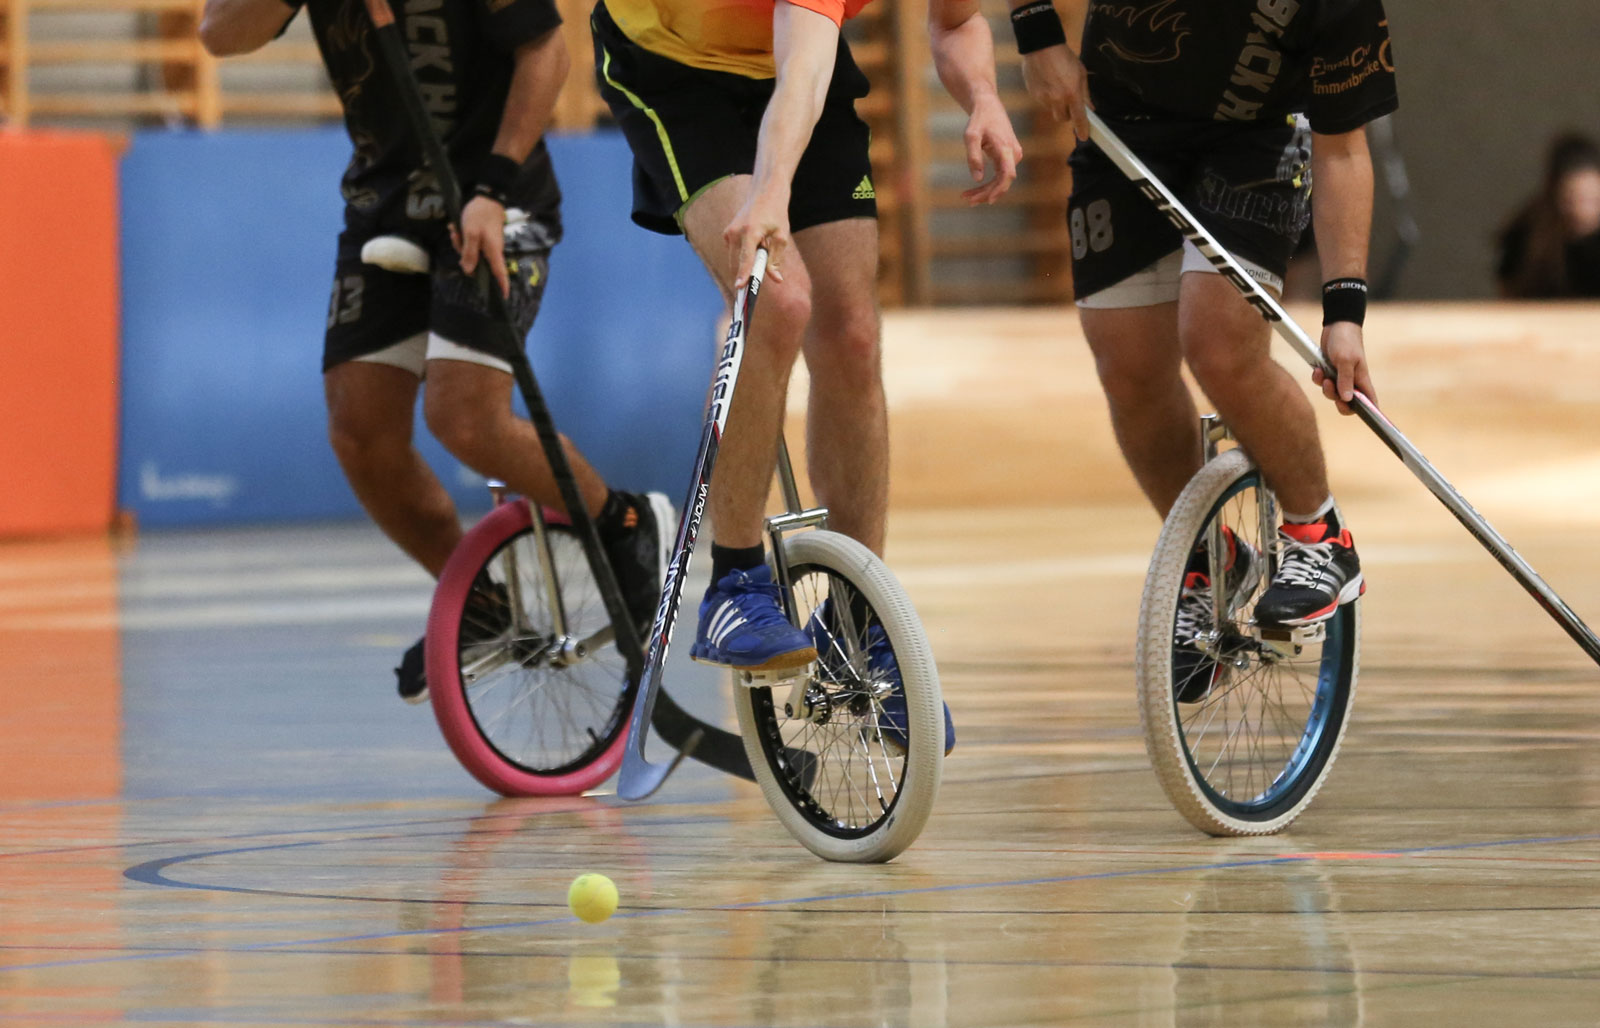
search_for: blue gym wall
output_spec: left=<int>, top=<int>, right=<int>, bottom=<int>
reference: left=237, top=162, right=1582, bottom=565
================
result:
left=118, top=130, right=723, bottom=527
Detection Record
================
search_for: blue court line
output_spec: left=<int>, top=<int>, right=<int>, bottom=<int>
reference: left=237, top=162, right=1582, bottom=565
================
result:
left=0, top=806, right=728, bottom=861
left=4, top=828, right=1597, bottom=976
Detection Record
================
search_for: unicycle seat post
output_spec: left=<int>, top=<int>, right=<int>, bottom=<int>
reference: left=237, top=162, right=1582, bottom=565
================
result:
left=768, top=435, right=830, bottom=626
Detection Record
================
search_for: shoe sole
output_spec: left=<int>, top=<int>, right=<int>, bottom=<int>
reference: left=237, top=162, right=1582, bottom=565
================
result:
left=402, top=686, right=429, bottom=706
left=1260, top=573, right=1366, bottom=629
left=691, top=646, right=819, bottom=683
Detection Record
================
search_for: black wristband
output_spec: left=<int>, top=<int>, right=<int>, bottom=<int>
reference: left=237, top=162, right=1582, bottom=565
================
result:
left=1322, top=277, right=1368, bottom=327
left=472, top=153, right=521, bottom=207
left=1010, top=2, right=1067, bottom=55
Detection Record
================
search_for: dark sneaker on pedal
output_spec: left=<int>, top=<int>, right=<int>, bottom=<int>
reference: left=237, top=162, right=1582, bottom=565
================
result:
left=807, top=603, right=955, bottom=755
left=1173, top=530, right=1262, bottom=703
left=1254, top=521, right=1364, bottom=629
left=394, top=577, right=512, bottom=705
left=690, top=565, right=817, bottom=677
left=600, top=491, right=675, bottom=641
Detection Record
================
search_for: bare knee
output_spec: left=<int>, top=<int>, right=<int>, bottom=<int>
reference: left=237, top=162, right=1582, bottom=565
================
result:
left=1080, top=305, right=1184, bottom=411
left=327, top=399, right=412, bottom=473
left=423, top=386, right=497, bottom=467
left=750, top=279, right=812, bottom=363
left=806, top=305, right=883, bottom=385
left=1180, top=327, right=1261, bottom=401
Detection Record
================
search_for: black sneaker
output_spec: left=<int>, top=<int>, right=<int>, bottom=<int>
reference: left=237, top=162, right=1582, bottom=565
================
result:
left=1173, top=529, right=1261, bottom=703
left=1254, top=521, right=1364, bottom=628
left=599, top=491, right=675, bottom=642
left=395, top=577, right=511, bottom=705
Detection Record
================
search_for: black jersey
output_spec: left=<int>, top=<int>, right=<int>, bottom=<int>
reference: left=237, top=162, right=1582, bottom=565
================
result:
left=299, top=0, right=564, bottom=237
left=1081, top=0, right=1397, bottom=134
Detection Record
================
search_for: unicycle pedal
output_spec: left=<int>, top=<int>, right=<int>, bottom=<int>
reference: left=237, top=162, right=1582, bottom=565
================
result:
left=734, top=661, right=816, bottom=688
left=1251, top=619, right=1327, bottom=656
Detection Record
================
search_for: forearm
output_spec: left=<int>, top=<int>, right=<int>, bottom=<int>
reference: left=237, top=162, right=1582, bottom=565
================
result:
left=752, top=4, right=837, bottom=200
left=199, top=0, right=295, bottom=56
left=490, top=29, right=569, bottom=163
left=1311, top=130, right=1375, bottom=281
left=930, top=0, right=1000, bottom=114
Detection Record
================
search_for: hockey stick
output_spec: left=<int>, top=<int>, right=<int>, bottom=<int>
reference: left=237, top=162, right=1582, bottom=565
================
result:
left=617, top=248, right=770, bottom=800
left=1087, top=110, right=1600, bottom=666
left=360, top=0, right=761, bottom=778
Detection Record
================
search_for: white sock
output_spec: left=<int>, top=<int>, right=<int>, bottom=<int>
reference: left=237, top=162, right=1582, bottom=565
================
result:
left=1282, top=495, right=1335, bottom=524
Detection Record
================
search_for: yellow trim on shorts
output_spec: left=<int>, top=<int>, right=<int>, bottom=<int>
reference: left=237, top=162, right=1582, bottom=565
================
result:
left=675, top=174, right=731, bottom=228
left=600, top=47, right=688, bottom=202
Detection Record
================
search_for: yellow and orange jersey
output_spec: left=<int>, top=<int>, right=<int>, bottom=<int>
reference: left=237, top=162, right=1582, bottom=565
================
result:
left=605, top=0, right=873, bottom=79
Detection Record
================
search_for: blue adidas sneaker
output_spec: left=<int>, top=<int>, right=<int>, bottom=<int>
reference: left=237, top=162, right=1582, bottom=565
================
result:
left=690, top=565, right=817, bottom=677
left=808, top=603, right=955, bottom=756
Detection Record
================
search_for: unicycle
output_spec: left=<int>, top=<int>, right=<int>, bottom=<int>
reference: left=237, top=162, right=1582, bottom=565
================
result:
left=426, top=485, right=634, bottom=796
left=730, top=441, right=944, bottom=863
left=1137, top=415, right=1360, bottom=836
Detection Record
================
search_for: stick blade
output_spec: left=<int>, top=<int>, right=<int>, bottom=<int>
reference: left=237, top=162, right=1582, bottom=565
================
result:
left=618, top=728, right=701, bottom=800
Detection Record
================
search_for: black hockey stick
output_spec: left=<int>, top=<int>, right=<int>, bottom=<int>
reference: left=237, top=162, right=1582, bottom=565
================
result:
left=1088, top=110, right=1600, bottom=666
left=617, top=249, right=769, bottom=800
left=359, top=0, right=759, bottom=778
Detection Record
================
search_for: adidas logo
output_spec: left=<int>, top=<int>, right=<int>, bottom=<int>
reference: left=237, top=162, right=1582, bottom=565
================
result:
left=852, top=175, right=875, bottom=200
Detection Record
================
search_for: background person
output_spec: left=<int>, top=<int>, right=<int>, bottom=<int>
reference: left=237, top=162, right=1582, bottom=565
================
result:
left=1496, top=132, right=1600, bottom=299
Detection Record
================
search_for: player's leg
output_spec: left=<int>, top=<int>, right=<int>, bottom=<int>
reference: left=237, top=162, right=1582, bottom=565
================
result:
left=792, top=219, right=885, bottom=552
left=1177, top=117, right=1362, bottom=628
left=323, top=252, right=475, bottom=701
left=422, top=219, right=672, bottom=642
left=325, top=359, right=462, bottom=577
left=1078, top=291, right=1197, bottom=518
left=678, top=177, right=820, bottom=673
left=323, top=252, right=462, bottom=578
left=680, top=178, right=815, bottom=553
left=1177, top=270, right=1328, bottom=516
left=1179, top=268, right=1361, bottom=626
left=1067, top=131, right=1200, bottom=518
left=423, top=367, right=608, bottom=522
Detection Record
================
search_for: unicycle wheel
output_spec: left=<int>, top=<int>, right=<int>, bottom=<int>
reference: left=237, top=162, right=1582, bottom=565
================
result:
left=732, top=530, right=943, bottom=862
left=1137, top=448, right=1360, bottom=836
left=426, top=500, right=634, bottom=796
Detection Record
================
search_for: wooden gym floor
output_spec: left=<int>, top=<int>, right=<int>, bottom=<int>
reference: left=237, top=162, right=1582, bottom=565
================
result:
left=2, top=304, right=1599, bottom=1026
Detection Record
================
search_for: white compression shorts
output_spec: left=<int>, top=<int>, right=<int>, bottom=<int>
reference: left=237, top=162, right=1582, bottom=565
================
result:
left=1075, top=240, right=1283, bottom=309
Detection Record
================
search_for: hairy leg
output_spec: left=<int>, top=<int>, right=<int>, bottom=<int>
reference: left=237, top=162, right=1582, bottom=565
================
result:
left=422, top=357, right=608, bottom=518
left=1078, top=301, right=1200, bottom=518
left=1178, top=272, right=1329, bottom=514
left=325, top=361, right=460, bottom=577
left=791, top=218, right=886, bottom=554
left=680, top=175, right=814, bottom=549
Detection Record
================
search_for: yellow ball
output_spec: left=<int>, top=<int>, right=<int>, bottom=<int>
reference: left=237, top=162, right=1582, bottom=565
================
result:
left=567, top=873, right=619, bottom=924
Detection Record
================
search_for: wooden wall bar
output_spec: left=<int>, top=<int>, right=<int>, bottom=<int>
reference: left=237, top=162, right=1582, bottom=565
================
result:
left=0, top=0, right=1078, bottom=304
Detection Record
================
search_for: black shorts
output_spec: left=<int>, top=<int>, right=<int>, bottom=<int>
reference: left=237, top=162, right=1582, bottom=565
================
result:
left=322, top=216, right=556, bottom=373
left=1068, top=116, right=1313, bottom=300
left=590, top=1, right=876, bottom=236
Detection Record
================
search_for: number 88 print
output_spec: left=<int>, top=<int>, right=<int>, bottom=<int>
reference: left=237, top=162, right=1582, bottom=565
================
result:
left=1070, top=197, right=1115, bottom=259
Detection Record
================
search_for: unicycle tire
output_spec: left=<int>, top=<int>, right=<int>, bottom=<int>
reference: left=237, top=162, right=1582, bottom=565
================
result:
left=732, top=530, right=943, bottom=862
left=1137, top=448, right=1360, bottom=836
left=426, top=500, right=633, bottom=796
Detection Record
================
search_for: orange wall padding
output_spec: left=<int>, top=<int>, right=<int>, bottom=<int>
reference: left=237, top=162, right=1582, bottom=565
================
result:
left=0, top=132, right=120, bottom=537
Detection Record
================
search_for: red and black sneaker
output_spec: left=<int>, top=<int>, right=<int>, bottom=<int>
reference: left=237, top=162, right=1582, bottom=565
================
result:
left=1253, top=521, right=1365, bottom=628
left=1173, top=528, right=1261, bottom=703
